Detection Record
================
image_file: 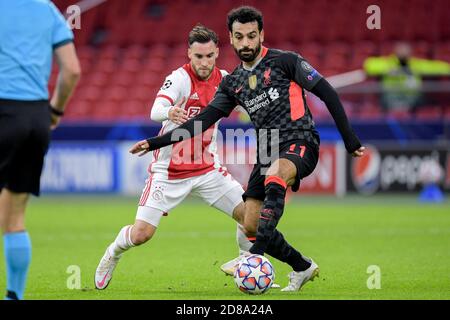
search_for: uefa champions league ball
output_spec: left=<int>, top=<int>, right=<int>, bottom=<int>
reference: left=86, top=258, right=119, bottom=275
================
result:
left=234, top=254, right=275, bottom=295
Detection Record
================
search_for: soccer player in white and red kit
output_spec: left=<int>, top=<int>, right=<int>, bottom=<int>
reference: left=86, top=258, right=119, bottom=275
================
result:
left=94, top=25, right=253, bottom=290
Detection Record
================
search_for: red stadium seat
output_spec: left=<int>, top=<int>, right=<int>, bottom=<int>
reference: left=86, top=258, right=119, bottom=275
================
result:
left=122, top=100, right=149, bottom=119
left=387, top=109, right=413, bottom=120
left=109, top=71, right=138, bottom=88
left=108, top=86, right=129, bottom=103
left=444, top=107, right=450, bottom=119
left=356, top=101, right=383, bottom=120
left=123, top=45, right=146, bottom=61
left=130, top=86, right=156, bottom=103
left=145, top=44, right=170, bottom=60
left=135, top=73, right=162, bottom=87
left=65, top=100, right=92, bottom=120
left=142, top=57, right=167, bottom=73
left=94, top=58, right=117, bottom=74
left=86, top=73, right=110, bottom=88
left=76, top=86, right=103, bottom=103
left=415, top=106, right=443, bottom=120
left=91, top=101, right=123, bottom=121
left=77, top=46, right=96, bottom=60
left=98, top=45, right=119, bottom=60
left=121, top=58, right=142, bottom=73
left=433, top=42, right=450, bottom=60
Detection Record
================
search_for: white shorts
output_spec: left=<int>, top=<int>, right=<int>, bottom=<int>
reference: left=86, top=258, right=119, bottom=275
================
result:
left=136, top=167, right=244, bottom=227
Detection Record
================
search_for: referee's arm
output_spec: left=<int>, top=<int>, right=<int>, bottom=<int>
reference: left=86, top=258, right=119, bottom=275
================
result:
left=50, top=42, right=81, bottom=128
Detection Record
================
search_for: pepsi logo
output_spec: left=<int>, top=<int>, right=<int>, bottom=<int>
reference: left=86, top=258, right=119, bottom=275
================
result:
left=351, top=145, right=381, bottom=194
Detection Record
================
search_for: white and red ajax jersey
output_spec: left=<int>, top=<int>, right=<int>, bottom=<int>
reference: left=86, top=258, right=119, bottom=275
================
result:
left=149, top=64, right=227, bottom=180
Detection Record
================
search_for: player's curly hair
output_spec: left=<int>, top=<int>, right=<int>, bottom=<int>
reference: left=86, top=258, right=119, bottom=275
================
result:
left=227, top=6, right=263, bottom=32
left=188, top=24, right=219, bottom=46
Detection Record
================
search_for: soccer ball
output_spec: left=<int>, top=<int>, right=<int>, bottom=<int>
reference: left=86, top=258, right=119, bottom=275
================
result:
left=233, top=254, right=275, bottom=295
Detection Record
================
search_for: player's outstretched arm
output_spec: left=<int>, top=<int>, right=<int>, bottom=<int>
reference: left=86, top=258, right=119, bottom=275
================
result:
left=351, top=146, right=365, bottom=157
left=130, top=139, right=151, bottom=157
left=311, top=78, right=365, bottom=156
left=129, top=105, right=226, bottom=156
left=151, top=97, right=188, bottom=125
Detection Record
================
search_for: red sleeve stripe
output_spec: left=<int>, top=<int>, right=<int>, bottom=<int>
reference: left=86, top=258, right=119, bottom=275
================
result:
left=261, top=46, right=269, bottom=58
left=139, top=174, right=153, bottom=206
left=289, top=81, right=305, bottom=121
left=156, top=94, right=174, bottom=105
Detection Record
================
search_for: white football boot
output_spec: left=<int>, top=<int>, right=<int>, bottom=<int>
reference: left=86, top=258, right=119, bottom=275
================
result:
left=220, top=255, right=244, bottom=276
left=95, top=246, right=121, bottom=290
left=281, top=259, right=319, bottom=292
left=220, top=254, right=281, bottom=288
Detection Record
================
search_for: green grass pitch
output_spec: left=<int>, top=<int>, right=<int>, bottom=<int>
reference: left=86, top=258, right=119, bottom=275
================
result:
left=0, top=194, right=449, bottom=300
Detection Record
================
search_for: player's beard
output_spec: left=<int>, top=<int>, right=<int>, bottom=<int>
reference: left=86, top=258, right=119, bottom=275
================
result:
left=193, top=65, right=214, bottom=80
left=235, top=42, right=262, bottom=63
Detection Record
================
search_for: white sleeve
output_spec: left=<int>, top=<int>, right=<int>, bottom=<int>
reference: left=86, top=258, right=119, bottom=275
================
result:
left=150, top=68, right=189, bottom=121
left=154, top=68, right=186, bottom=105
left=150, top=97, right=172, bottom=122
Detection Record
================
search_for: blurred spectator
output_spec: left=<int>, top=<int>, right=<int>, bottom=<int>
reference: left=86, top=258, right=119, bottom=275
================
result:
left=364, top=42, right=450, bottom=113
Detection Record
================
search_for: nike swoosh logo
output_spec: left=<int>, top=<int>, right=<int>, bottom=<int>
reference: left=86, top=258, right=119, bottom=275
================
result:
left=97, top=273, right=109, bottom=288
left=235, top=86, right=243, bottom=94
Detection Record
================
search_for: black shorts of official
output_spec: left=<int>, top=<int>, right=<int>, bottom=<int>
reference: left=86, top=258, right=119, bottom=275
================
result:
left=242, top=140, right=319, bottom=202
left=0, top=99, right=51, bottom=196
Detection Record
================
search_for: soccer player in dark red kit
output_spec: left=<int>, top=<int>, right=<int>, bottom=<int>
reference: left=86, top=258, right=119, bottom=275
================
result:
left=130, top=6, right=365, bottom=292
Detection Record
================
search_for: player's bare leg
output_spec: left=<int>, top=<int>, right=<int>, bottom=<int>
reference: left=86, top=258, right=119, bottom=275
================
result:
left=95, top=208, right=160, bottom=290
left=242, top=198, right=263, bottom=236
left=220, top=201, right=253, bottom=275
left=0, top=189, right=28, bottom=233
left=231, top=202, right=245, bottom=225
left=231, top=202, right=254, bottom=254
left=130, top=219, right=157, bottom=245
left=0, top=189, right=31, bottom=300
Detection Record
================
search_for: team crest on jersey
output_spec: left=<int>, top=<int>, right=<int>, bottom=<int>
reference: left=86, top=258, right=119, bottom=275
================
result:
left=263, top=68, right=272, bottom=86
left=301, top=61, right=313, bottom=72
left=248, top=75, right=257, bottom=90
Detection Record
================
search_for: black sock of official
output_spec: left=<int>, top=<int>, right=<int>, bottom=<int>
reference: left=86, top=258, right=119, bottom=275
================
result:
left=249, top=177, right=287, bottom=255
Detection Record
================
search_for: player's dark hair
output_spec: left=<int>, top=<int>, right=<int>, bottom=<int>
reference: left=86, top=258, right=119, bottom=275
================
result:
left=227, top=6, right=263, bottom=32
left=188, top=24, right=219, bottom=46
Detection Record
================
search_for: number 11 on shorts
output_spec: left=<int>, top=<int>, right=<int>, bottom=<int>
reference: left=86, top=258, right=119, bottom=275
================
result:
left=287, top=144, right=306, bottom=157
